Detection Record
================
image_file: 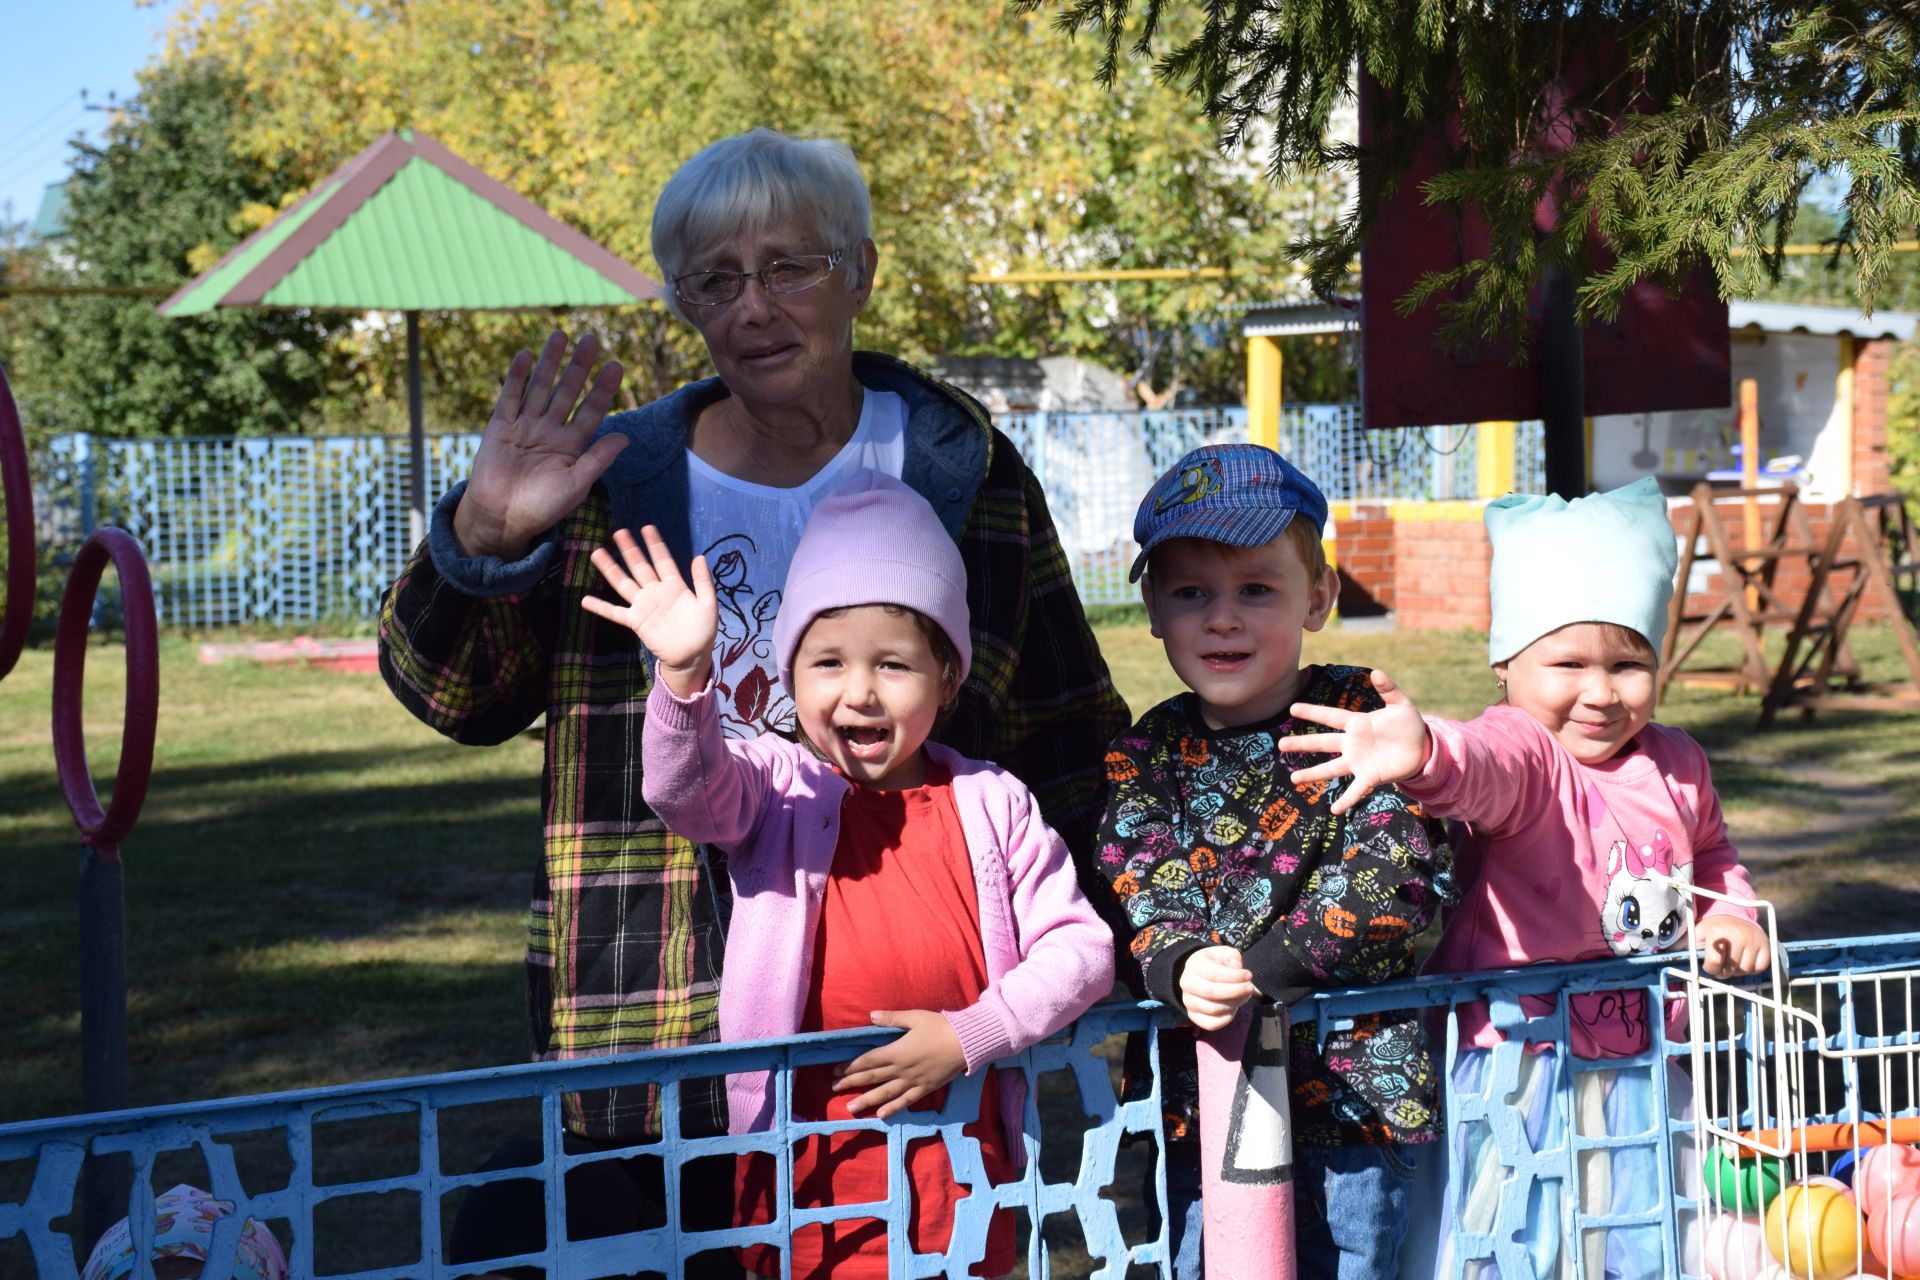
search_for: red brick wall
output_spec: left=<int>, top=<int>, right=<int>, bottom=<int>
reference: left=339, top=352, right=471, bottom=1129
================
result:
left=1353, top=496, right=1895, bottom=637
left=1392, top=516, right=1493, bottom=632
left=1334, top=503, right=1395, bottom=614
left=1854, top=337, right=1894, bottom=497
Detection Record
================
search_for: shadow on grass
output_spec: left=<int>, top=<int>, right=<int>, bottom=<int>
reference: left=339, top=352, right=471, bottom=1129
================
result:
left=1772, top=880, right=1920, bottom=948
left=1, top=742, right=546, bottom=1123
left=1649, top=696, right=1920, bottom=947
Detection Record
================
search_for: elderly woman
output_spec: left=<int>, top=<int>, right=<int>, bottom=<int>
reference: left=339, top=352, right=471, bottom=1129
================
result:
left=379, top=127, right=1127, bottom=1262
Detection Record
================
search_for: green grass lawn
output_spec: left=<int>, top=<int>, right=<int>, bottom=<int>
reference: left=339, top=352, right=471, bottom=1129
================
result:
left=3, top=618, right=1919, bottom=1125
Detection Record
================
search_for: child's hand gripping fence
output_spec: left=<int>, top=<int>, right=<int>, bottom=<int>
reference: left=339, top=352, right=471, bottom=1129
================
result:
left=1679, top=882, right=1920, bottom=1280
left=0, top=1002, right=1174, bottom=1280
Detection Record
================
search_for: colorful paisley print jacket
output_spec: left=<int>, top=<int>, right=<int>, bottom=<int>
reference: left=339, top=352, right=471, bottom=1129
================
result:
left=1094, top=665, right=1457, bottom=1146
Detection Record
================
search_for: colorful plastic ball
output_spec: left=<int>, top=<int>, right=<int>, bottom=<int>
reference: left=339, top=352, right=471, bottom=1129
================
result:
left=1856, top=1146, right=1920, bottom=1207
left=1711, top=1148, right=1794, bottom=1214
left=1865, top=1189, right=1920, bottom=1277
left=1832, top=1151, right=1859, bottom=1188
left=1764, top=1182, right=1865, bottom=1280
left=1804, top=1175, right=1859, bottom=1206
left=1707, top=1212, right=1773, bottom=1280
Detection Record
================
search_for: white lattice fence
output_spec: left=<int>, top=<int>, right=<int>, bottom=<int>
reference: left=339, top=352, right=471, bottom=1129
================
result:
left=36, top=412, right=1541, bottom=623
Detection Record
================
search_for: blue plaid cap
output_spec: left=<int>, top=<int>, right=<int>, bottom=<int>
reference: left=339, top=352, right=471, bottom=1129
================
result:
left=1129, top=442, right=1328, bottom=582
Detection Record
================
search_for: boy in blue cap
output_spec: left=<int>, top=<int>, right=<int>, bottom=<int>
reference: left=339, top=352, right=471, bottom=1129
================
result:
left=1091, top=443, right=1454, bottom=1280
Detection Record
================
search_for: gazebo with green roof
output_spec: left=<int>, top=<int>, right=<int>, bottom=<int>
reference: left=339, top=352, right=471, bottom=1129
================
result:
left=159, top=129, right=658, bottom=540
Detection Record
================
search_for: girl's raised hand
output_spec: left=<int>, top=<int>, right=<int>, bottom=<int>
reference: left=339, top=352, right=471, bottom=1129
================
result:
left=583, top=525, right=717, bottom=697
left=1275, top=668, right=1430, bottom=816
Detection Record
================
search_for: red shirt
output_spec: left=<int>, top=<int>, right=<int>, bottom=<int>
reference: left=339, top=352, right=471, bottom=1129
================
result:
left=739, top=762, right=1017, bottom=1279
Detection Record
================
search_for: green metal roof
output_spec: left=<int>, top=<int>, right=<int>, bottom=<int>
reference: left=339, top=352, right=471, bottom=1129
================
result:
left=159, top=131, right=657, bottom=317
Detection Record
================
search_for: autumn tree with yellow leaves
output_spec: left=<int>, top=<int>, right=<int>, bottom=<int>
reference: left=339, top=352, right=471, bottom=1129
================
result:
left=152, top=0, right=1341, bottom=423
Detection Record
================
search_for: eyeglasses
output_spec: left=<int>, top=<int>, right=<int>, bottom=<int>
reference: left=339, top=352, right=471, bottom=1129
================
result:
left=672, top=247, right=850, bottom=308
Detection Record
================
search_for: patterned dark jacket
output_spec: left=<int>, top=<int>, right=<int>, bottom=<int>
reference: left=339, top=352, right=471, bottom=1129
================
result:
left=1094, top=666, right=1456, bottom=1146
left=380, top=353, right=1129, bottom=1139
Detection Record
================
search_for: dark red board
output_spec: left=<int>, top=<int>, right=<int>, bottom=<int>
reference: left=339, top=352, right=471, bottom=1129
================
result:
left=1358, top=64, right=1729, bottom=430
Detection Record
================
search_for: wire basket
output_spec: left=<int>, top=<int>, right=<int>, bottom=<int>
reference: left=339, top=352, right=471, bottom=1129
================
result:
left=1677, top=882, right=1920, bottom=1280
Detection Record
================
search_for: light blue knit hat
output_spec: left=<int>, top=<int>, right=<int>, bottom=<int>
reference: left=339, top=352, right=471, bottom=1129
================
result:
left=1485, top=477, right=1679, bottom=664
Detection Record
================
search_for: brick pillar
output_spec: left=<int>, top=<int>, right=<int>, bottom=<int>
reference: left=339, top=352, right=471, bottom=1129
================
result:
left=1853, top=336, right=1894, bottom=496
left=1332, top=502, right=1396, bottom=615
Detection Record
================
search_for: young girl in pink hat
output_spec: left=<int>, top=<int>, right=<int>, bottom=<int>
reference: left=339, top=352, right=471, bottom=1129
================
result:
left=584, top=469, right=1113, bottom=1280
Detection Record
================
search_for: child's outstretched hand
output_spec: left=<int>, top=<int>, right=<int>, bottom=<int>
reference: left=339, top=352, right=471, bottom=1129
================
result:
left=1695, top=915, right=1771, bottom=978
left=836, top=1010, right=968, bottom=1119
left=1179, top=945, right=1255, bottom=1031
left=1275, top=669, right=1430, bottom=816
left=582, top=524, right=717, bottom=698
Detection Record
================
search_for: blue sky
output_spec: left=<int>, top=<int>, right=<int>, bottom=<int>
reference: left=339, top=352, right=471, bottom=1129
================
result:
left=1, top=0, right=183, bottom=232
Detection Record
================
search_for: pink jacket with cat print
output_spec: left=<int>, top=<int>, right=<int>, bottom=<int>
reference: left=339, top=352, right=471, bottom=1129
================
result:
left=1410, top=705, right=1758, bottom=1057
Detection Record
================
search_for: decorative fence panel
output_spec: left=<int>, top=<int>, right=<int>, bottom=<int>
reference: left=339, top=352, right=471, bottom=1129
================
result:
left=0, top=1002, right=1171, bottom=1280
left=8, top=936, right=1916, bottom=1279
left=35, top=412, right=1542, bottom=622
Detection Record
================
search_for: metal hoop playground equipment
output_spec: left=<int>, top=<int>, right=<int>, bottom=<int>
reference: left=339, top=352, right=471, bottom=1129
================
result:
left=1, top=362, right=35, bottom=681
left=1, top=362, right=162, bottom=1251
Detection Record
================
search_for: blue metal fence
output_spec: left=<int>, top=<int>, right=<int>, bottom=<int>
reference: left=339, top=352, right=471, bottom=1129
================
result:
left=34, top=411, right=1544, bottom=623
left=8, top=934, right=1916, bottom=1280
left=1, top=1003, right=1169, bottom=1280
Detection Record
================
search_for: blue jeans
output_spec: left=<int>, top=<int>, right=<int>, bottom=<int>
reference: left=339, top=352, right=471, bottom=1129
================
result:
left=1160, top=1141, right=1424, bottom=1280
left=1163, top=1141, right=1206, bottom=1280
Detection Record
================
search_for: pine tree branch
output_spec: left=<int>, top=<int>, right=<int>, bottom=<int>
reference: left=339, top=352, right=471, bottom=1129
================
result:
left=1019, top=0, right=1920, bottom=349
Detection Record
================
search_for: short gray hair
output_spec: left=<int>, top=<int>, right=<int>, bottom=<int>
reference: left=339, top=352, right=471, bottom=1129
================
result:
left=651, top=128, right=873, bottom=318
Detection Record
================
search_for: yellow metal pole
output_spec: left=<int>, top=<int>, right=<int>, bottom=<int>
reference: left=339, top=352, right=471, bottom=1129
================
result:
left=1475, top=421, right=1517, bottom=498
left=1323, top=514, right=1340, bottom=625
left=1246, top=334, right=1282, bottom=450
left=967, top=266, right=1231, bottom=284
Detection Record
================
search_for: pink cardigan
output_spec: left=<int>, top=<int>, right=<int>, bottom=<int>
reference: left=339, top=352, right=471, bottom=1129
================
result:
left=641, top=681, right=1115, bottom=1138
left=1410, top=706, right=1757, bottom=1055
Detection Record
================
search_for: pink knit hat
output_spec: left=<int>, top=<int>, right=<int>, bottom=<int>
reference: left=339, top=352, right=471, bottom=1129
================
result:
left=773, top=470, right=972, bottom=697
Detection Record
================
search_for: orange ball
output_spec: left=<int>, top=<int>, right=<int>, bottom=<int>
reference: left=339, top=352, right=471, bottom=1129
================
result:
left=1765, top=1183, right=1866, bottom=1280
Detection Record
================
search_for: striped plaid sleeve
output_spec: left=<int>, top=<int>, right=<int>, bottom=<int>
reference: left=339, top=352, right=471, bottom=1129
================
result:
left=537, top=496, right=728, bottom=1139
left=947, top=429, right=1130, bottom=865
left=378, top=505, right=580, bottom=746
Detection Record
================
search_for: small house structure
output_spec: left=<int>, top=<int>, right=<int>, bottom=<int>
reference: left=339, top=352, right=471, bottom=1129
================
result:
left=1238, top=300, right=1916, bottom=631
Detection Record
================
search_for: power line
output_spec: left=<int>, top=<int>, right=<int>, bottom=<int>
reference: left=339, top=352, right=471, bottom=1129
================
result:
left=0, top=94, right=87, bottom=162
left=0, top=129, right=91, bottom=193
left=0, top=98, right=87, bottom=171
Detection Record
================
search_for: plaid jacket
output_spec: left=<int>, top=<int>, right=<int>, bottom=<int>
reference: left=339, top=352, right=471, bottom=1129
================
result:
left=379, top=353, right=1129, bottom=1139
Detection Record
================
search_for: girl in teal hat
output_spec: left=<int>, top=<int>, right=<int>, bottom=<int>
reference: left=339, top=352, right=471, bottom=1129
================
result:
left=1278, top=477, right=1770, bottom=1279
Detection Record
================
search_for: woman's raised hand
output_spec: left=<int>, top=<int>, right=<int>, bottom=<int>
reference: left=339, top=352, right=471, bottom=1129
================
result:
left=583, top=526, right=718, bottom=698
left=451, top=331, right=629, bottom=560
left=1274, top=669, right=1430, bottom=816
